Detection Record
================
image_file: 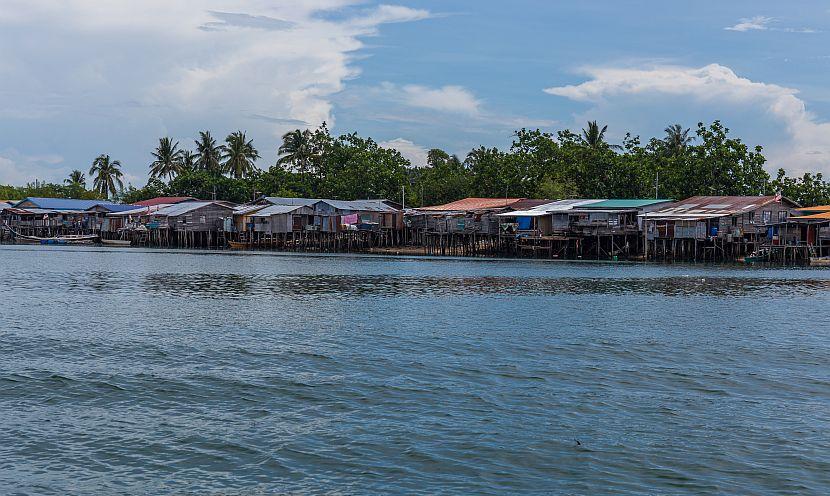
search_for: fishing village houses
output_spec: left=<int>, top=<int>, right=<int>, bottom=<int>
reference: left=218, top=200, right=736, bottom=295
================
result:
left=2, top=193, right=830, bottom=264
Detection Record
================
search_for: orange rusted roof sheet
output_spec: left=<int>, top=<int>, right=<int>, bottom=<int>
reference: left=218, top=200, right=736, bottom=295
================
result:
left=790, top=211, right=830, bottom=220
left=418, top=197, right=527, bottom=212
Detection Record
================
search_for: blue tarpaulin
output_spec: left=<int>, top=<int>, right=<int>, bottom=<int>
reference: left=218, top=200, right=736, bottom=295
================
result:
left=517, top=216, right=532, bottom=230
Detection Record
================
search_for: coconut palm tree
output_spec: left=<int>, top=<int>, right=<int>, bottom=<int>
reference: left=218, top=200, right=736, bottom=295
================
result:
left=222, top=131, right=259, bottom=179
left=277, top=129, right=314, bottom=173
left=581, top=120, right=616, bottom=149
left=150, top=137, right=184, bottom=180
left=663, top=124, right=692, bottom=155
left=181, top=150, right=197, bottom=173
left=195, top=130, right=223, bottom=175
left=89, top=154, right=124, bottom=198
left=64, top=170, right=86, bottom=188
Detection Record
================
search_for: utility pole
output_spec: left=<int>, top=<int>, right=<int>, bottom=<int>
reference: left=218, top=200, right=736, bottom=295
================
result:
left=401, top=185, right=405, bottom=210
left=655, top=171, right=659, bottom=199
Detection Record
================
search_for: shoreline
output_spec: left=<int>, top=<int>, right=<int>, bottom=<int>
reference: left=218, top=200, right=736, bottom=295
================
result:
left=0, top=242, right=822, bottom=269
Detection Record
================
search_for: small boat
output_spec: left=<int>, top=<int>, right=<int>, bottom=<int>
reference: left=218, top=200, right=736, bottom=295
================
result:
left=228, top=240, right=249, bottom=249
left=3, top=223, right=98, bottom=245
left=740, top=249, right=769, bottom=264
left=101, top=239, right=132, bottom=247
left=19, top=234, right=99, bottom=245
left=810, top=256, right=830, bottom=267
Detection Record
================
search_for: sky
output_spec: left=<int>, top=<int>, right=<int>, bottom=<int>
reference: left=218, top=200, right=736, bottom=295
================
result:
left=2, top=1, right=830, bottom=187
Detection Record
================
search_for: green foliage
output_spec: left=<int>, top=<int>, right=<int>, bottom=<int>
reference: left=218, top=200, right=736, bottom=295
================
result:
left=772, top=169, right=830, bottom=206
left=168, top=171, right=257, bottom=204
left=195, top=131, right=224, bottom=175
left=5, top=120, right=830, bottom=208
left=89, top=154, right=124, bottom=199
left=223, top=131, right=259, bottom=179
left=118, top=178, right=168, bottom=204
left=0, top=181, right=102, bottom=201
left=150, top=137, right=184, bottom=180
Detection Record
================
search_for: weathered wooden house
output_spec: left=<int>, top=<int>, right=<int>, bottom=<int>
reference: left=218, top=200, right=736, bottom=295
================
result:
left=640, top=195, right=802, bottom=260
left=149, top=201, right=235, bottom=232
left=312, top=199, right=402, bottom=233
left=249, top=204, right=315, bottom=234
left=414, top=198, right=549, bottom=235
left=2, top=197, right=134, bottom=236
left=787, top=205, right=830, bottom=256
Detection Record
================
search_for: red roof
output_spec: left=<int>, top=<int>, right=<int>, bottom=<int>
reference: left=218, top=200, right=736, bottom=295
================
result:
left=132, top=196, right=197, bottom=207
left=419, top=197, right=527, bottom=212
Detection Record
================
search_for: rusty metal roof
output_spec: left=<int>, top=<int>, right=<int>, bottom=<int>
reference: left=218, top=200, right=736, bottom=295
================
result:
left=790, top=211, right=830, bottom=221
left=641, top=196, right=798, bottom=220
left=418, top=197, right=527, bottom=212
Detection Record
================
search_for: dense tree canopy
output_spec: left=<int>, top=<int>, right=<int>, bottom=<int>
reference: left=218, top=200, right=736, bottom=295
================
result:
left=5, top=120, right=830, bottom=207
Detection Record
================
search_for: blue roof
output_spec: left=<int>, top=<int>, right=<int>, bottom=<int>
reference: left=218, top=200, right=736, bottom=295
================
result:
left=14, top=197, right=126, bottom=211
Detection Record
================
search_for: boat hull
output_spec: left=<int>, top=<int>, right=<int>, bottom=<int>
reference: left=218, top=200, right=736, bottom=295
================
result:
left=101, top=239, right=132, bottom=247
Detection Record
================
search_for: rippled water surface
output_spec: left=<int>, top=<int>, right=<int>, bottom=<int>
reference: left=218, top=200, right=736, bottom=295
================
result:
left=2, top=245, right=830, bottom=495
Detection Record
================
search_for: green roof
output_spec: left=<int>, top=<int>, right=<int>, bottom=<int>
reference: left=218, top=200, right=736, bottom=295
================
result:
left=582, top=199, right=672, bottom=209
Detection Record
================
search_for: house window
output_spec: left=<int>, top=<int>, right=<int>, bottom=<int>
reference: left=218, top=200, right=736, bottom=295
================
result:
left=200, top=216, right=206, bottom=224
left=731, top=216, right=738, bottom=227
left=762, top=211, right=772, bottom=224
left=778, top=211, right=788, bottom=222
left=748, top=211, right=755, bottom=224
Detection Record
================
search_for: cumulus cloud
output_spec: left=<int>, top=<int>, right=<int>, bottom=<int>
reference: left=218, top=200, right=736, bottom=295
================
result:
left=544, top=63, right=830, bottom=174
left=0, top=150, right=67, bottom=185
left=399, top=84, right=481, bottom=115
left=378, top=138, right=429, bottom=167
left=725, top=16, right=774, bottom=32
left=724, top=15, right=818, bottom=33
left=0, top=1, right=432, bottom=184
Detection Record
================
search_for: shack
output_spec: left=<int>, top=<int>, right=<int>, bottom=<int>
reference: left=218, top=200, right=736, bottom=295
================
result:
left=787, top=205, right=830, bottom=256
left=249, top=204, right=315, bottom=234
left=2, top=197, right=133, bottom=237
left=641, top=195, right=802, bottom=261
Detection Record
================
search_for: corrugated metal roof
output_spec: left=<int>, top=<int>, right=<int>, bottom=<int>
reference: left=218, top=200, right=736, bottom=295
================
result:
left=419, top=197, right=526, bottom=212
left=234, top=204, right=268, bottom=216
left=133, top=196, right=197, bottom=207
left=544, top=199, right=606, bottom=212
left=87, top=203, right=139, bottom=213
left=798, top=205, right=830, bottom=214
left=153, top=201, right=233, bottom=217
left=641, top=196, right=798, bottom=220
left=250, top=204, right=307, bottom=217
left=581, top=199, right=673, bottom=209
left=263, top=197, right=321, bottom=206
left=318, top=199, right=399, bottom=212
left=790, top=211, right=830, bottom=220
left=14, top=197, right=125, bottom=211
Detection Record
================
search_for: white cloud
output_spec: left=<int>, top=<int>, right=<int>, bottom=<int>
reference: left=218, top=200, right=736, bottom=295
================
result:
left=0, top=150, right=67, bottom=185
left=379, top=138, right=429, bottom=167
left=544, top=63, right=830, bottom=175
left=724, top=15, right=818, bottom=34
left=373, top=82, right=481, bottom=115
left=0, top=1, right=432, bottom=184
left=725, top=15, right=774, bottom=32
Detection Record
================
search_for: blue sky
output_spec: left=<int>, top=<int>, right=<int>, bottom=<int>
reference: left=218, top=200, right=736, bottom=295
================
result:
left=1, top=1, right=829, bottom=187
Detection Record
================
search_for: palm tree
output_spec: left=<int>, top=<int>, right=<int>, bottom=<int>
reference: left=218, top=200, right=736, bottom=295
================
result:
left=181, top=150, right=197, bottom=173
left=150, top=137, right=184, bottom=180
left=222, top=131, right=259, bottom=179
left=89, top=154, right=124, bottom=198
left=581, top=120, right=618, bottom=149
left=195, top=130, right=224, bottom=175
left=277, top=129, right=314, bottom=173
left=663, top=124, right=692, bottom=155
left=65, top=170, right=86, bottom=188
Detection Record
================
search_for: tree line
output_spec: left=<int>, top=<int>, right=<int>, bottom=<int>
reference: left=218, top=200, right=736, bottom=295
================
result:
left=3, top=120, right=830, bottom=207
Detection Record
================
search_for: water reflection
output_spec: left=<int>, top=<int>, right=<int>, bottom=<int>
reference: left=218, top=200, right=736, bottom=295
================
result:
left=135, top=274, right=830, bottom=299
